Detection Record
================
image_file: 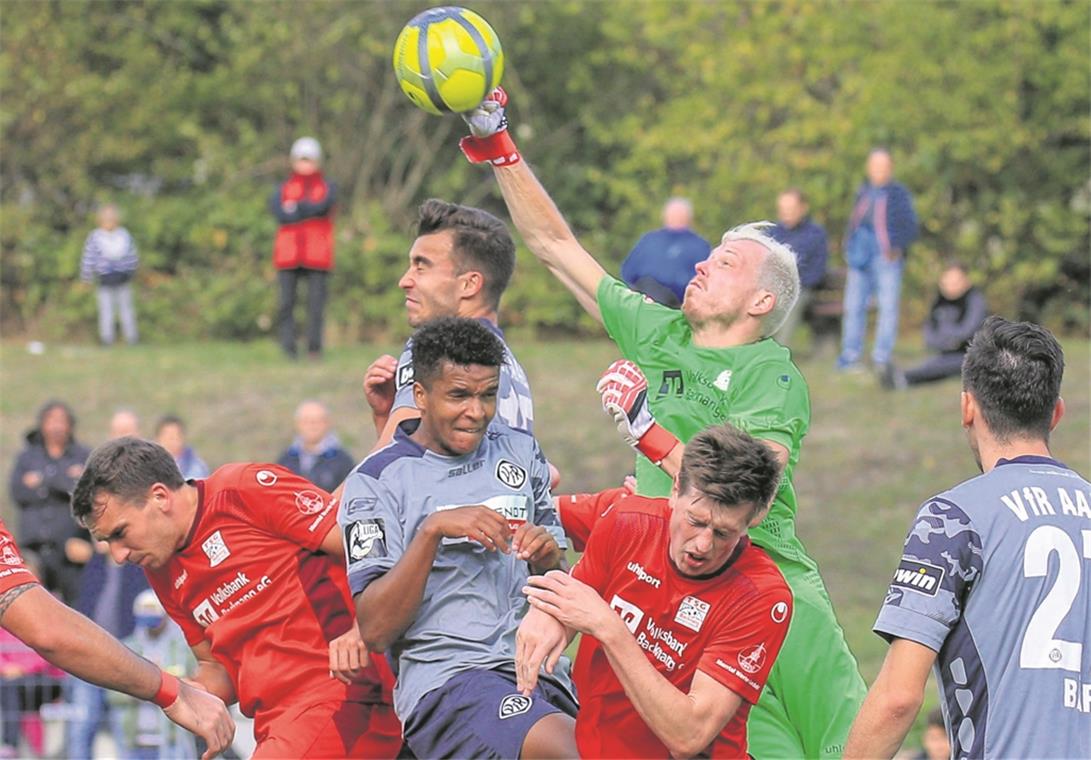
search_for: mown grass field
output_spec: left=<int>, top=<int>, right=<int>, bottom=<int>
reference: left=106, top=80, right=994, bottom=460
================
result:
left=2, top=334, right=1088, bottom=721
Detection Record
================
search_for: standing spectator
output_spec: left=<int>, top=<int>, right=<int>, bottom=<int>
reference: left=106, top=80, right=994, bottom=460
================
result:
left=110, top=408, right=142, bottom=440
left=910, top=708, right=950, bottom=760
left=80, top=203, right=139, bottom=346
left=276, top=400, right=354, bottom=493
left=881, top=261, right=987, bottom=389
left=621, top=197, right=711, bottom=308
left=770, top=188, right=829, bottom=347
left=269, top=136, right=336, bottom=360
left=8, top=401, right=89, bottom=603
left=838, top=149, right=919, bottom=374
left=154, top=416, right=209, bottom=480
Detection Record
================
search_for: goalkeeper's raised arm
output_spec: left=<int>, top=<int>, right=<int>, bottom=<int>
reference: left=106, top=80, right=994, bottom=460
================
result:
left=460, top=88, right=607, bottom=322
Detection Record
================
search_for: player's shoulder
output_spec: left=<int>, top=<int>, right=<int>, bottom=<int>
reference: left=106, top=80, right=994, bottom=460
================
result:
left=597, top=495, right=671, bottom=538
left=354, top=435, right=426, bottom=481
left=735, top=542, right=791, bottom=593
left=203, top=462, right=283, bottom=491
left=483, top=420, right=536, bottom=451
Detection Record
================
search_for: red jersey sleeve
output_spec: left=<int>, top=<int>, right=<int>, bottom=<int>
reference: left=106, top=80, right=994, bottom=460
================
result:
left=696, top=563, right=792, bottom=704
left=569, top=497, right=627, bottom=593
left=0, top=520, right=38, bottom=596
left=225, top=464, right=339, bottom=552
left=558, top=486, right=630, bottom=553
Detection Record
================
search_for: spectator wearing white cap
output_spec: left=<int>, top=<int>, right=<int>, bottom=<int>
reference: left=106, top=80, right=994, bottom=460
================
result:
left=268, top=136, right=337, bottom=359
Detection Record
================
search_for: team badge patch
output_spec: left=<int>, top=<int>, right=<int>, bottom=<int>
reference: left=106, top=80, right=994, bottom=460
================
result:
left=396, top=363, right=414, bottom=389
left=201, top=530, right=230, bottom=567
left=675, top=595, right=710, bottom=632
left=737, top=642, right=767, bottom=674
left=495, top=459, right=527, bottom=490
left=890, top=558, right=945, bottom=597
left=0, top=539, right=22, bottom=566
left=498, top=694, right=532, bottom=720
left=255, top=469, right=277, bottom=487
left=770, top=600, right=789, bottom=624
left=713, top=369, right=733, bottom=391
left=295, top=489, right=326, bottom=516
left=346, top=520, right=386, bottom=562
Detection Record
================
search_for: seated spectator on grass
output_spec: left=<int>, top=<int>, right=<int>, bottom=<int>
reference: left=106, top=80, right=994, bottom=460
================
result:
left=621, top=198, right=711, bottom=308
left=770, top=188, right=829, bottom=347
left=276, top=400, right=354, bottom=492
left=155, top=415, right=209, bottom=480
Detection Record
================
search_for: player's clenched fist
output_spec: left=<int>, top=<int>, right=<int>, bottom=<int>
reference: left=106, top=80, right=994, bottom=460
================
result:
left=596, top=360, right=679, bottom=465
left=512, top=523, right=563, bottom=572
left=363, top=354, right=399, bottom=418
left=423, top=505, right=512, bottom=553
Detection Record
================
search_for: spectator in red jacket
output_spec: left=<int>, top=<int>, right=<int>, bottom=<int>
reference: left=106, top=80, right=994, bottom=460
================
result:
left=269, top=137, right=336, bottom=360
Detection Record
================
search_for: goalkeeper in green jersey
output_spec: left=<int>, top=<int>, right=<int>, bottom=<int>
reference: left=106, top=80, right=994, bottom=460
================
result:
left=457, top=88, right=867, bottom=759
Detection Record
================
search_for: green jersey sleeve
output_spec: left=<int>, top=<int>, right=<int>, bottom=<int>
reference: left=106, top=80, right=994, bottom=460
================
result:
left=596, top=276, right=681, bottom=361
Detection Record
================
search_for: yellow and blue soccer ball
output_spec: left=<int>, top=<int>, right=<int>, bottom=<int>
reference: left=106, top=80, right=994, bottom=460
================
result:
left=393, top=6, right=504, bottom=116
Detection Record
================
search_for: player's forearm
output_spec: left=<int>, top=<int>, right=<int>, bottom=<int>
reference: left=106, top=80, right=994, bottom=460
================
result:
left=842, top=680, right=921, bottom=759
left=356, top=526, right=442, bottom=651
left=654, top=442, right=683, bottom=480
left=493, top=163, right=605, bottom=321
left=193, top=660, right=237, bottom=706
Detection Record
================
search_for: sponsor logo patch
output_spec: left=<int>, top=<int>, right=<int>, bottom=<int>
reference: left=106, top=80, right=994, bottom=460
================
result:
left=498, top=694, right=532, bottom=720
left=737, top=642, right=767, bottom=674
left=346, top=520, right=386, bottom=562
left=201, top=530, right=230, bottom=567
left=626, top=561, right=662, bottom=588
left=770, top=600, right=789, bottom=624
left=396, top=363, right=414, bottom=389
left=192, top=599, right=220, bottom=627
left=657, top=369, right=685, bottom=398
left=675, top=595, right=710, bottom=632
left=174, top=569, right=188, bottom=590
left=255, top=469, right=277, bottom=487
left=496, top=459, right=527, bottom=490
left=610, top=594, right=645, bottom=634
left=890, top=558, right=945, bottom=597
left=295, top=489, right=325, bottom=516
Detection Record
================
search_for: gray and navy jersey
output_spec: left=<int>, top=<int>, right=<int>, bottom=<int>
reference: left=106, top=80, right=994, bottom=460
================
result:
left=337, top=419, right=571, bottom=720
left=875, top=455, right=1091, bottom=758
left=391, top=319, right=535, bottom=433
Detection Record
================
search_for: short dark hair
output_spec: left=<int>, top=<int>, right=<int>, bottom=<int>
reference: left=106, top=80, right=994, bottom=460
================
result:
left=411, top=317, right=506, bottom=389
left=71, top=437, right=184, bottom=527
left=155, top=414, right=185, bottom=435
left=962, top=316, right=1064, bottom=442
left=417, top=199, right=515, bottom=309
left=677, top=424, right=782, bottom=522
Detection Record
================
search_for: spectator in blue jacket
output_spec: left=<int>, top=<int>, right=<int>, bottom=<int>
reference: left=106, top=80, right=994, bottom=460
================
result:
left=881, top=261, right=987, bottom=389
left=275, top=400, right=354, bottom=493
left=838, top=149, right=919, bottom=373
left=620, top=198, right=711, bottom=308
left=79, top=204, right=139, bottom=346
left=770, top=188, right=829, bottom=347
left=154, top=415, right=209, bottom=480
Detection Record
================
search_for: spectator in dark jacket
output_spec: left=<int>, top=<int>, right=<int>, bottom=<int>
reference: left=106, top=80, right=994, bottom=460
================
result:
left=8, top=401, right=90, bottom=603
left=770, top=188, right=828, bottom=347
left=155, top=415, right=209, bottom=480
left=838, top=149, right=919, bottom=373
left=80, top=204, right=139, bottom=346
left=269, top=136, right=337, bottom=360
left=881, top=261, right=987, bottom=389
left=275, top=400, right=354, bottom=493
left=620, top=198, right=711, bottom=308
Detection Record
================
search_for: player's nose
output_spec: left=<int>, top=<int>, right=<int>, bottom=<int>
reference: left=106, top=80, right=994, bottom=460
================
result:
left=109, top=543, right=130, bottom=564
left=398, top=269, right=414, bottom=290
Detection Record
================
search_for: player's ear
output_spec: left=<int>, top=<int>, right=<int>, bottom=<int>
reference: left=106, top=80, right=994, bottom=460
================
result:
left=460, top=270, right=484, bottom=301
left=148, top=482, right=171, bottom=512
left=1049, top=397, right=1065, bottom=431
left=413, top=380, right=428, bottom=409
left=748, top=289, right=775, bottom=320
left=960, top=391, right=975, bottom=429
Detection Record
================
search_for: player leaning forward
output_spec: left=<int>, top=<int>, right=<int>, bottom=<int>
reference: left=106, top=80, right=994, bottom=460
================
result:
left=341, top=317, right=578, bottom=759
left=71, top=439, right=400, bottom=759
left=459, top=88, right=866, bottom=758
left=845, top=317, right=1090, bottom=759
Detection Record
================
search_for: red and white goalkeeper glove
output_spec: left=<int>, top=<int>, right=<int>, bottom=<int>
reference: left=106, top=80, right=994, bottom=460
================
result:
left=460, top=87, right=521, bottom=166
left=596, top=360, right=679, bottom=465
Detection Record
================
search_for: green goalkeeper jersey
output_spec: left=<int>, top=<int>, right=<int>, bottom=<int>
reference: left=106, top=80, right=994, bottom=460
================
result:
left=597, top=276, right=812, bottom=564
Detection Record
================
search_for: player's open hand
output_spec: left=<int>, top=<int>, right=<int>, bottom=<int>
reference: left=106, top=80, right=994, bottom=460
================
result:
left=515, top=605, right=568, bottom=697
left=524, top=570, right=615, bottom=638
left=512, top=523, right=563, bottom=572
left=363, top=354, right=399, bottom=418
left=424, top=505, right=512, bottom=553
left=328, top=622, right=368, bottom=685
left=164, top=679, right=235, bottom=760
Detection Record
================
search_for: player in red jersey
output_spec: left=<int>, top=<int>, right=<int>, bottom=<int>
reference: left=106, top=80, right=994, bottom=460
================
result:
left=0, top=518, right=234, bottom=758
left=517, top=424, right=793, bottom=758
left=70, top=437, right=400, bottom=759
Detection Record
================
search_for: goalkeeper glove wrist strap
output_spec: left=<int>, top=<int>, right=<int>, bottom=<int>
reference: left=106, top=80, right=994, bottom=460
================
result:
left=460, top=131, right=521, bottom=166
left=153, top=671, right=180, bottom=709
left=636, top=423, right=679, bottom=465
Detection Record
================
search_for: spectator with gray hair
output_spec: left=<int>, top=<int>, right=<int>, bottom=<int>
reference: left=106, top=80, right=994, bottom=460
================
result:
left=276, top=400, right=354, bottom=493
left=620, top=197, right=711, bottom=308
left=80, top=203, right=139, bottom=346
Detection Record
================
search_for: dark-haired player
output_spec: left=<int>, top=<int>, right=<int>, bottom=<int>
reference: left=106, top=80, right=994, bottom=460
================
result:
left=518, top=424, right=793, bottom=758
left=71, top=440, right=399, bottom=759
left=341, top=317, right=578, bottom=759
left=845, top=317, right=1090, bottom=758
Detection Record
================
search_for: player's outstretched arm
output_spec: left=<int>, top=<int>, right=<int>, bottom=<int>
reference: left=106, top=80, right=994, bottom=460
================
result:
left=461, top=90, right=608, bottom=322
left=0, top=583, right=234, bottom=758
left=843, top=638, right=936, bottom=759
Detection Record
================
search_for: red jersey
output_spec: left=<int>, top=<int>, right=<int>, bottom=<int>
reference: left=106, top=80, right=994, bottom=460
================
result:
left=145, top=464, right=392, bottom=735
left=570, top=495, right=793, bottom=759
left=557, top=486, right=632, bottom=552
left=0, top=519, right=37, bottom=595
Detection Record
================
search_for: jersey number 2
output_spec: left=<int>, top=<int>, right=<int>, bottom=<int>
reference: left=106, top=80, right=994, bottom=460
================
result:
left=1020, top=526, right=1091, bottom=672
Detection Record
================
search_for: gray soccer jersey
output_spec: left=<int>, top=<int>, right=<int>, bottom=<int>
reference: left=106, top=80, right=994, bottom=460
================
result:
left=875, top=455, right=1091, bottom=758
left=391, top=319, right=535, bottom=433
left=337, top=419, right=572, bottom=720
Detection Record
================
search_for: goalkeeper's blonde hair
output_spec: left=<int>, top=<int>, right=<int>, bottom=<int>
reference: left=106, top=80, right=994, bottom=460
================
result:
left=721, top=222, right=800, bottom=338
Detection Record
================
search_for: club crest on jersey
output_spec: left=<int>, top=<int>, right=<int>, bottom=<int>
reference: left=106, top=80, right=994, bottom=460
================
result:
left=396, top=363, right=414, bottom=389
left=346, top=520, right=386, bottom=562
left=610, top=594, right=645, bottom=634
left=256, top=470, right=277, bottom=487
left=202, top=530, right=230, bottom=568
left=713, top=369, right=733, bottom=392
left=737, top=642, right=767, bottom=674
left=495, top=459, right=527, bottom=490
left=675, top=595, right=710, bottom=632
left=770, top=600, right=789, bottom=624
left=890, top=558, right=945, bottom=597
left=498, top=694, right=532, bottom=720
left=0, top=539, right=22, bottom=566
left=295, top=489, right=325, bottom=516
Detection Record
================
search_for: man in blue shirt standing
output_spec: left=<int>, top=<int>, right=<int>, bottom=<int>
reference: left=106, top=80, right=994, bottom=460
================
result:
left=621, top=198, right=710, bottom=309
left=770, top=188, right=829, bottom=347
